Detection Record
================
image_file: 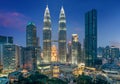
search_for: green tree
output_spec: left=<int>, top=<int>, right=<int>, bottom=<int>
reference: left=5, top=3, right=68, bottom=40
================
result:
left=76, top=73, right=93, bottom=84
left=47, top=77, right=67, bottom=84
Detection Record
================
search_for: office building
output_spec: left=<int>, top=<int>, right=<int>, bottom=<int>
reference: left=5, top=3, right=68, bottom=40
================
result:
left=0, top=35, right=13, bottom=66
left=2, top=44, right=20, bottom=72
left=72, top=34, right=81, bottom=64
left=0, top=35, right=13, bottom=44
left=85, top=9, right=97, bottom=67
left=26, top=22, right=37, bottom=47
left=21, top=47, right=37, bottom=71
left=43, top=5, right=52, bottom=63
left=67, top=41, right=72, bottom=63
left=58, top=7, right=67, bottom=63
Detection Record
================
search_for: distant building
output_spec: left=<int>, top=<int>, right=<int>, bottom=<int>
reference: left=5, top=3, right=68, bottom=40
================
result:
left=51, top=45, right=58, bottom=62
left=85, top=9, right=97, bottom=67
left=0, top=35, right=14, bottom=70
left=2, top=44, right=20, bottom=72
left=36, top=47, right=41, bottom=66
left=97, top=47, right=104, bottom=58
left=67, top=41, right=72, bottom=63
left=111, top=46, right=119, bottom=58
left=0, top=35, right=13, bottom=44
left=43, top=5, right=52, bottom=63
left=37, top=37, right=40, bottom=47
left=58, top=7, right=67, bottom=63
left=26, top=22, right=41, bottom=69
left=21, top=47, right=37, bottom=71
left=103, top=46, right=119, bottom=63
left=71, top=34, right=81, bottom=64
left=26, top=22, right=37, bottom=47
left=103, top=46, right=111, bottom=59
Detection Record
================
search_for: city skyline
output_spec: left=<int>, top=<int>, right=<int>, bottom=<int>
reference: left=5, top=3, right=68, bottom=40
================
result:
left=0, top=0, right=120, bottom=47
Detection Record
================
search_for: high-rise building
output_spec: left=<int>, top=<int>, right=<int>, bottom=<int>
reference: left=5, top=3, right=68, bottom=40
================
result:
left=2, top=44, right=20, bottom=72
left=111, top=46, right=119, bottom=58
left=97, top=47, right=104, bottom=58
left=36, top=47, right=41, bottom=66
left=58, top=7, right=67, bottom=63
left=67, top=41, right=72, bottom=63
left=0, top=35, right=13, bottom=66
left=26, top=22, right=37, bottom=47
left=51, top=45, right=58, bottom=62
left=0, top=35, right=13, bottom=44
left=72, top=34, right=81, bottom=64
left=103, top=46, right=119, bottom=59
left=43, top=5, right=52, bottom=63
left=85, top=9, right=97, bottom=67
left=103, top=46, right=111, bottom=59
left=8, top=37, right=13, bottom=44
left=21, top=47, right=37, bottom=70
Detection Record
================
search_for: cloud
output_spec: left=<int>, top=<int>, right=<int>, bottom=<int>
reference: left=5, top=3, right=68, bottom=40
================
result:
left=0, top=11, right=30, bottom=31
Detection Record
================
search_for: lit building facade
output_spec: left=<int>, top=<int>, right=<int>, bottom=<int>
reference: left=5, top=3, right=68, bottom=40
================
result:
left=21, top=47, right=37, bottom=71
left=26, top=22, right=41, bottom=68
left=0, top=35, right=13, bottom=67
left=103, top=46, right=110, bottom=59
left=85, top=9, right=97, bottom=67
left=51, top=45, right=58, bottom=62
left=43, top=5, right=51, bottom=63
left=111, top=46, right=119, bottom=58
left=52, top=66, right=60, bottom=78
left=103, top=46, right=119, bottom=63
left=72, top=34, right=81, bottom=64
left=2, top=44, right=20, bottom=72
left=58, top=7, right=67, bottom=63
left=26, top=22, right=37, bottom=47
left=67, top=41, right=72, bottom=63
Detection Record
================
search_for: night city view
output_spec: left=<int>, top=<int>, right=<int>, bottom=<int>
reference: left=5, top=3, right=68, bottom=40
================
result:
left=0, top=0, right=120, bottom=84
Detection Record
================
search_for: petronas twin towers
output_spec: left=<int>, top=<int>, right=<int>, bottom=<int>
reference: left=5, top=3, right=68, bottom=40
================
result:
left=43, top=5, right=66, bottom=63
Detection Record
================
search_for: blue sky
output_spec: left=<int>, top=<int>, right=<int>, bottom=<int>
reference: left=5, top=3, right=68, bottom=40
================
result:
left=0, top=0, right=120, bottom=47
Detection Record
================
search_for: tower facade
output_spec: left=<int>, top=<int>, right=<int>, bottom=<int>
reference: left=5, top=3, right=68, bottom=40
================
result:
left=21, top=47, right=37, bottom=70
left=85, top=9, right=97, bottom=67
left=0, top=35, right=13, bottom=66
left=72, top=34, right=81, bottom=64
left=67, top=41, right=72, bottom=63
left=43, top=5, right=51, bottom=63
left=26, top=22, right=37, bottom=47
left=51, top=45, right=58, bottom=62
left=58, top=7, right=67, bottom=63
left=2, top=44, right=20, bottom=72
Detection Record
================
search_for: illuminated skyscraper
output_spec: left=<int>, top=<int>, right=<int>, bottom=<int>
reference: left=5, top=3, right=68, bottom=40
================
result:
left=2, top=44, right=20, bottom=72
left=51, top=45, right=58, bottom=62
left=58, top=7, right=67, bottom=63
left=26, top=22, right=37, bottom=47
left=72, top=34, right=81, bottom=64
left=21, top=47, right=37, bottom=70
left=85, top=9, right=97, bottom=67
left=0, top=35, right=13, bottom=66
left=43, top=5, right=51, bottom=63
left=67, top=41, right=72, bottom=63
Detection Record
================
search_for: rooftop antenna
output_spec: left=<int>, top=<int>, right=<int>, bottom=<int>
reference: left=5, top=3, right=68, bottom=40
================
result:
left=61, top=0, right=63, bottom=7
left=46, top=0, right=48, bottom=7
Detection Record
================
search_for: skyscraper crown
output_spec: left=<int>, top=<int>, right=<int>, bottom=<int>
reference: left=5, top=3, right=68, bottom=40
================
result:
left=60, top=6, right=65, bottom=17
left=44, top=5, right=50, bottom=17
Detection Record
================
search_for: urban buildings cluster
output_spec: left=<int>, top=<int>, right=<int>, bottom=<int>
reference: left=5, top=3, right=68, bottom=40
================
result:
left=0, top=5, right=120, bottom=74
left=98, top=46, right=120, bottom=64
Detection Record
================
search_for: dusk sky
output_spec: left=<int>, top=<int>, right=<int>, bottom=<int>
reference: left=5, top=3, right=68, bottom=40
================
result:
left=0, top=0, right=120, bottom=48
